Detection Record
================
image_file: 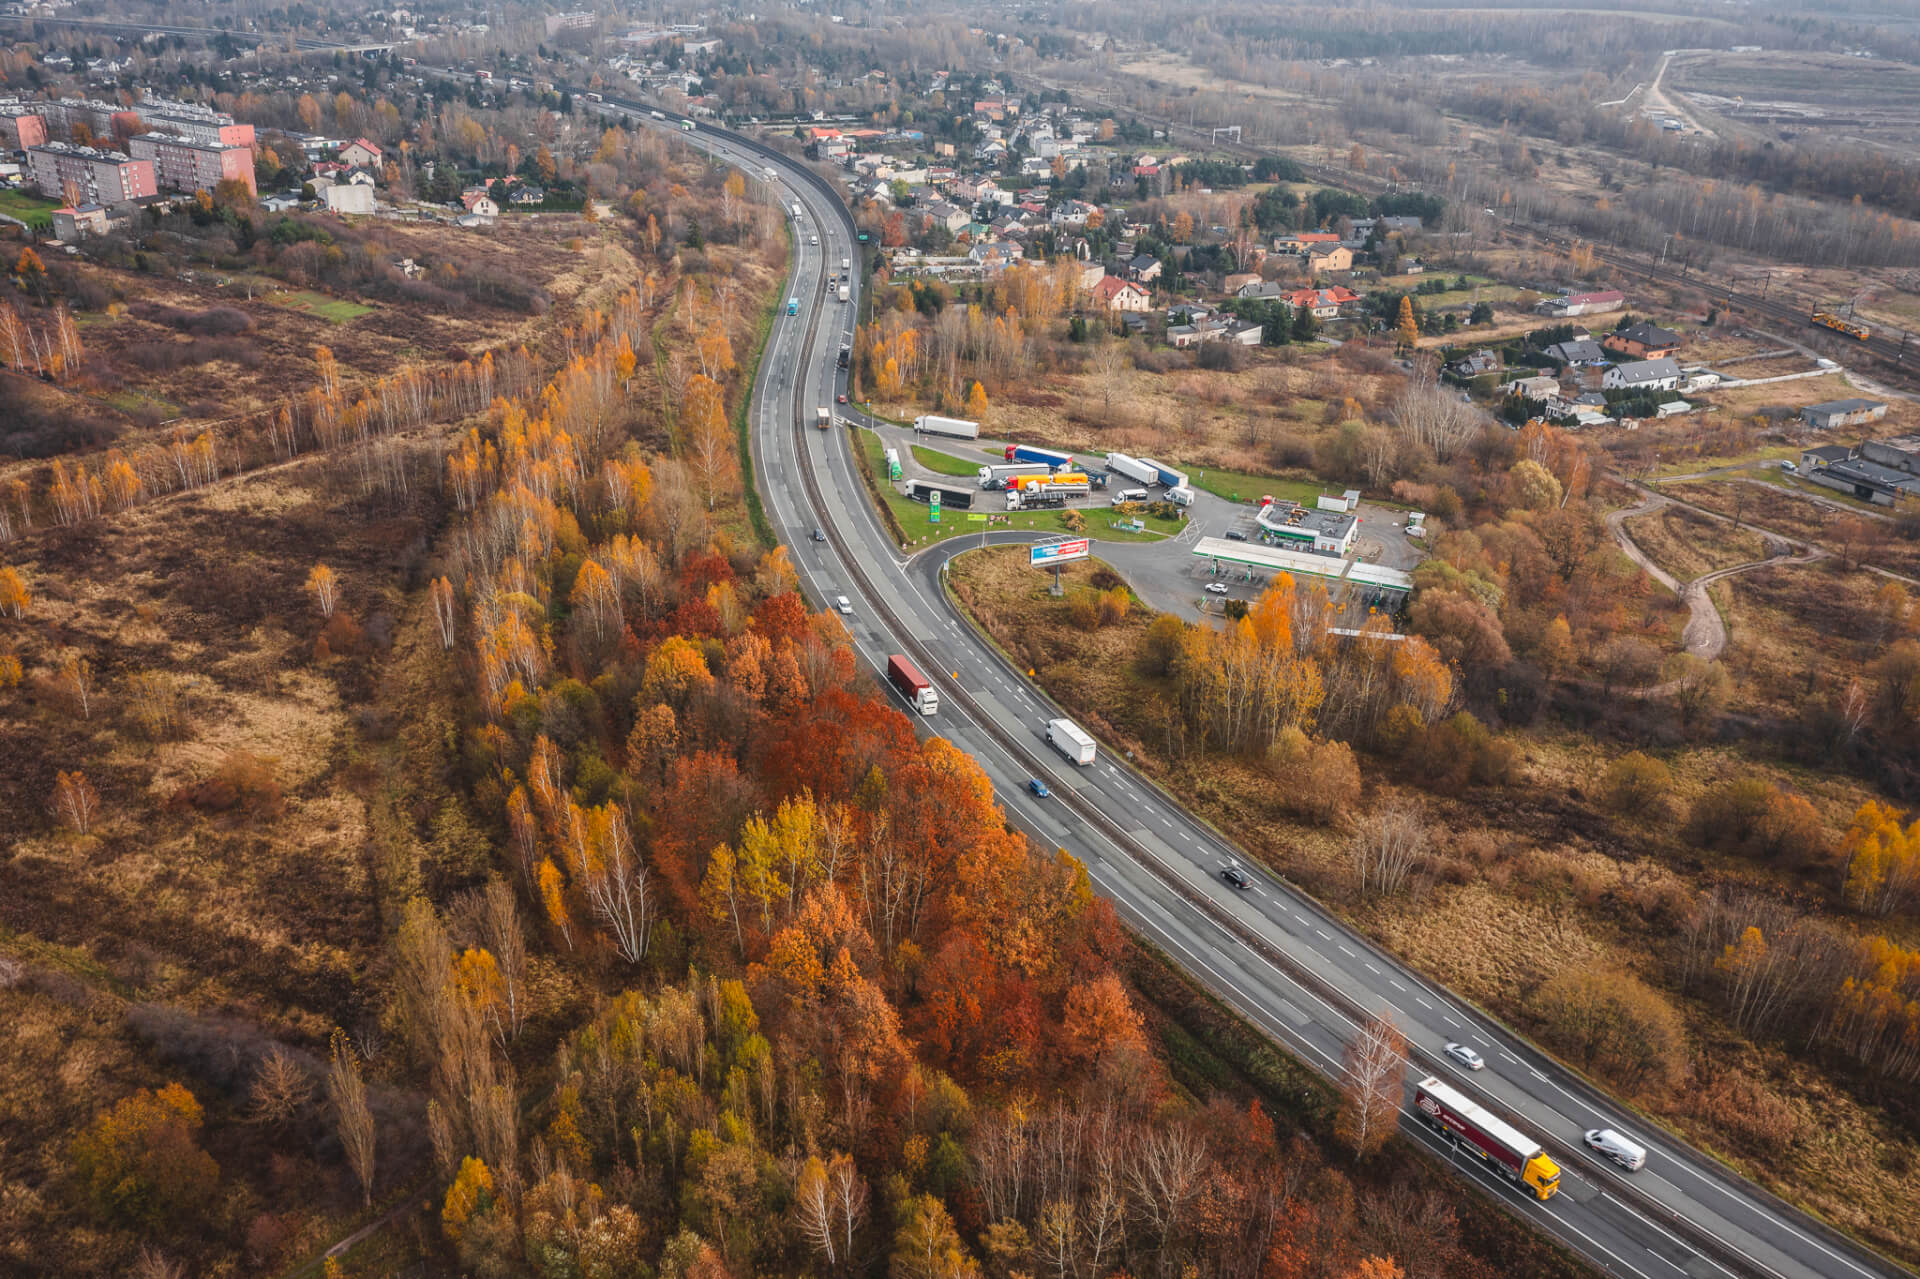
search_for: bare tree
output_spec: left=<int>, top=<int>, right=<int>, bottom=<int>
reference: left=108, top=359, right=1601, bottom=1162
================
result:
left=1350, top=803, right=1428, bottom=898
left=328, top=1029, right=377, bottom=1207
left=1336, top=1010, right=1406, bottom=1159
left=1089, top=339, right=1131, bottom=415
left=247, top=1048, right=313, bottom=1129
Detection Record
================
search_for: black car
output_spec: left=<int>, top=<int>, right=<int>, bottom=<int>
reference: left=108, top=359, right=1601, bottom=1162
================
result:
left=1221, top=866, right=1252, bottom=890
left=811, top=527, right=827, bottom=543
left=1223, top=529, right=1248, bottom=542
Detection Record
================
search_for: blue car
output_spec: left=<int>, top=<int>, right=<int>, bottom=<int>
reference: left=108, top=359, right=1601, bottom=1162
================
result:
left=1027, top=778, right=1050, bottom=798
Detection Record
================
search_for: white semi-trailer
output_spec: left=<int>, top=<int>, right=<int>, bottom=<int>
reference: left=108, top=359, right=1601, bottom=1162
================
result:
left=1104, top=452, right=1160, bottom=486
left=977, top=462, right=1052, bottom=489
left=915, top=415, right=980, bottom=440
left=1046, top=718, right=1097, bottom=765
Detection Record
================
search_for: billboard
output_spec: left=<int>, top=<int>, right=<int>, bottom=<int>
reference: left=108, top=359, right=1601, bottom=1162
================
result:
left=1029, top=538, right=1090, bottom=567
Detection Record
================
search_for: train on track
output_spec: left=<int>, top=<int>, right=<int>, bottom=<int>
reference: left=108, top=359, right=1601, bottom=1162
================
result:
left=1811, top=311, right=1872, bottom=341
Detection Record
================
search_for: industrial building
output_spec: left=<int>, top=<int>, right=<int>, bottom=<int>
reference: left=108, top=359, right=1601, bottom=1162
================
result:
left=1802, top=399, right=1889, bottom=431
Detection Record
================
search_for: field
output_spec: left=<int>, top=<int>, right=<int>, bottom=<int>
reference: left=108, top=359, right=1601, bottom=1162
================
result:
left=946, top=543, right=1920, bottom=1264
left=0, top=186, right=57, bottom=230
left=265, top=289, right=376, bottom=324
left=1621, top=505, right=1769, bottom=580
left=909, top=443, right=982, bottom=477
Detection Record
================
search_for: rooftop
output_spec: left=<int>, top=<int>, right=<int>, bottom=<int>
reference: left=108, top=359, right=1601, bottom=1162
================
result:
left=1192, top=536, right=1414, bottom=592
left=1806, top=398, right=1888, bottom=415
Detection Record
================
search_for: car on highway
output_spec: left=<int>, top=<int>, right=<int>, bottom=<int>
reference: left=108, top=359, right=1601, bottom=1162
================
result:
left=1205, top=582, right=1229, bottom=595
left=1443, top=1042, right=1486, bottom=1072
left=835, top=595, right=853, bottom=615
left=837, top=393, right=848, bottom=404
left=811, top=527, right=827, bottom=543
left=1221, top=865, right=1251, bottom=890
left=1027, top=778, right=1050, bottom=798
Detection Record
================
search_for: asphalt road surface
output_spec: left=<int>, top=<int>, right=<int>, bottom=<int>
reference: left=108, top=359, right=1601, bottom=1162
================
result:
left=594, top=96, right=1911, bottom=1279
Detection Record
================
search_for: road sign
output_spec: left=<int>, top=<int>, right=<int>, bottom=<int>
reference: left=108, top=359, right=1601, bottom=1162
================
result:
left=967, top=513, right=988, bottom=522
left=1029, top=538, right=1090, bottom=567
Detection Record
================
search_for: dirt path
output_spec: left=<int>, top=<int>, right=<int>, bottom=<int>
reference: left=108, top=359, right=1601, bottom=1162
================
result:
left=1607, top=486, right=1828, bottom=663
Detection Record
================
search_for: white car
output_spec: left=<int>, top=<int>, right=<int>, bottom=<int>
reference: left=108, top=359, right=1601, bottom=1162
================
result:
left=1443, top=1042, right=1486, bottom=1071
left=1204, top=583, right=1229, bottom=595
left=835, top=596, right=853, bottom=616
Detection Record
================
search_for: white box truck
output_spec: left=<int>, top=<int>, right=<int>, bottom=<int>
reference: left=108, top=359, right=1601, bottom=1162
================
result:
left=838, top=284, right=850, bottom=303
left=1046, top=718, right=1096, bottom=765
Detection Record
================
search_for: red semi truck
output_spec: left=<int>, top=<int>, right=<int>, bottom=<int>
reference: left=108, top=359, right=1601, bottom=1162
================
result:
left=1414, top=1076, right=1560, bottom=1201
left=886, top=654, right=938, bottom=715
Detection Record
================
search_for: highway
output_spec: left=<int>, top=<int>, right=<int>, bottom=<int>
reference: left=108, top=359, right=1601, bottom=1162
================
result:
left=619, top=102, right=1912, bottom=1279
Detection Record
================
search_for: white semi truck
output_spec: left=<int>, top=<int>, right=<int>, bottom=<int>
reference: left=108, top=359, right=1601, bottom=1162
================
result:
left=1046, top=718, right=1097, bottom=765
left=915, top=414, right=979, bottom=440
left=1104, top=452, right=1160, bottom=486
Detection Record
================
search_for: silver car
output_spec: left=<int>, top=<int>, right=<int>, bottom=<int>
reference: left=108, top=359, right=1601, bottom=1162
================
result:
left=1444, top=1042, right=1485, bottom=1071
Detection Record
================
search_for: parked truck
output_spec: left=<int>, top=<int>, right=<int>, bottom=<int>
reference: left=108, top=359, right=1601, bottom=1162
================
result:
left=906, top=481, right=972, bottom=508
left=1138, top=457, right=1188, bottom=490
left=1104, top=452, right=1160, bottom=487
left=1167, top=485, right=1196, bottom=507
left=1006, top=488, right=1066, bottom=510
left=887, top=654, right=938, bottom=715
left=1008, top=473, right=1091, bottom=499
left=1003, top=444, right=1076, bottom=470
left=1414, top=1077, right=1561, bottom=1201
left=1046, top=718, right=1097, bottom=765
left=977, top=462, right=1053, bottom=490
left=915, top=415, right=980, bottom=440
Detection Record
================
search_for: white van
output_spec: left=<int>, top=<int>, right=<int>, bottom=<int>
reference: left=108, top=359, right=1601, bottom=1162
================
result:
left=1111, top=488, right=1149, bottom=506
left=1584, top=1129, right=1647, bottom=1171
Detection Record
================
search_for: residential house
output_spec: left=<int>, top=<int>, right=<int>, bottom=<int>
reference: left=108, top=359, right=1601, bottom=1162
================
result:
left=1805, top=399, right=1890, bottom=431
left=1275, top=231, right=1340, bottom=255
left=1603, top=321, right=1682, bottom=359
left=1078, top=262, right=1108, bottom=292
left=1128, top=253, right=1163, bottom=284
left=1448, top=349, right=1501, bottom=378
left=51, top=202, right=109, bottom=242
left=1536, top=289, right=1625, bottom=319
left=1093, top=276, right=1152, bottom=312
left=511, top=186, right=545, bottom=205
left=1238, top=279, right=1289, bottom=302
left=1601, top=357, right=1681, bottom=392
left=1546, top=338, right=1606, bottom=365
left=922, top=200, right=970, bottom=235
left=1306, top=244, right=1354, bottom=273
left=1223, top=271, right=1262, bottom=295
left=1507, top=374, right=1562, bottom=401
left=339, top=137, right=384, bottom=168
left=1226, top=321, right=1264, bottom=346
left=461, top=188, right=499, bottom=217
left=1284, top=286, right=1359, bottom=319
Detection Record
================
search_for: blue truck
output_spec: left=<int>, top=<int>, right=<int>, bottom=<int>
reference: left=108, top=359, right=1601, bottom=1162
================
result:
left=1003, top=444, right=1077, bottom=471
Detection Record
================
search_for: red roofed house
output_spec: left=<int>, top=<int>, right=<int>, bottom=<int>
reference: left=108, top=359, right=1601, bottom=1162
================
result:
left=461, top=188, right=500, bottom=217
left=1094, top=276, right=1152, bottom=312
left=1284, top=286, right=1359, bottom=319
left=339, top=137, right=384, bottom=168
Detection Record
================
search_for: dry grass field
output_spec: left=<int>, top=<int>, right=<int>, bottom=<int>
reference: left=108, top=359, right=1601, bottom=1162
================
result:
left=948, top=541, right=1920, bottom=1264
left=1622, top=504, right=1770, bottom=579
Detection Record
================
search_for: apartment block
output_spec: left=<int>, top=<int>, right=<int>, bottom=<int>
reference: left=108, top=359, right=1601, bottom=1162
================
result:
left=26, top=142, right=157, bottom=203
left=128, top=132, right=257, bottom=197
left=0, top=105, right=47, bottom=150
left=135, top=101, right=255, bottom=148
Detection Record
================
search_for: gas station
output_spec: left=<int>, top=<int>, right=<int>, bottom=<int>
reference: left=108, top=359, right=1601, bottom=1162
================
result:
left=1190, top=535, right=1414, bottom=604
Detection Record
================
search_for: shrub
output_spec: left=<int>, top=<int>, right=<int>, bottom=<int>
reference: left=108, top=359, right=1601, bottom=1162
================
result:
left=1141, top=613, right=1185, bottom=676
left=1686, top=779, right=1827, bottom=865
left=1532, top=966, right=1685, bottom=1093
left=1600, top=751, right=1673, bottom=823
left=1268, top=726, right=1361, bottom=825
left=175, top=750, right=285, bottom=819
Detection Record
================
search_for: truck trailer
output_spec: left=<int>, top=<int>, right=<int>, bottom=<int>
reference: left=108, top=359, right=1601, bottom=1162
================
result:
left=1004, top=444, right=1076, bottom=469
left=1008, top=472, right=1091, bottom=498
left=1046, top=718, right=1097, bottom=765
left=906, top=481, right=973, bottom=509
left=838, top=285, right=850, bottom=303
left=1104, top=452, right=1160, bottom=487
left=1137, top=457, right=1188, bottom=490
left=887, top=654, right=938, bottom=715
left=978, top=462, right=1053, bottom=490
left=915, top=415, right=980, bottom=440
left=1414, top=1077, right=1561, bottom=1201
left=815, top=407, right=831, bottom=430
left=1006, top=489, right=1067, bottom=510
